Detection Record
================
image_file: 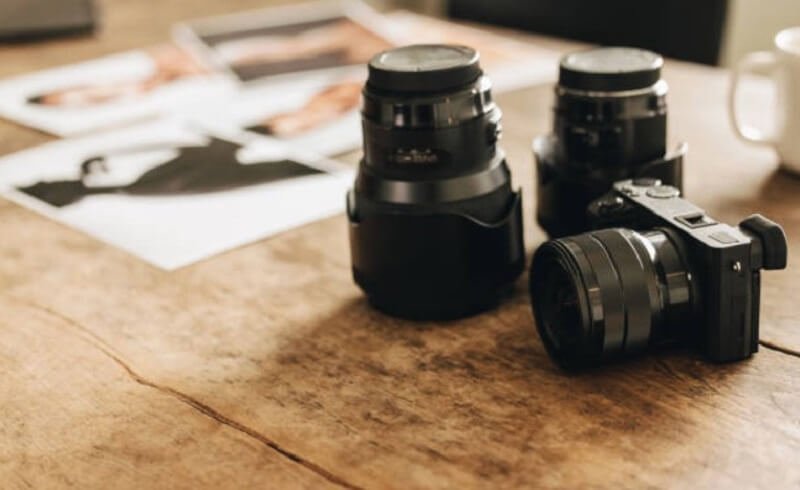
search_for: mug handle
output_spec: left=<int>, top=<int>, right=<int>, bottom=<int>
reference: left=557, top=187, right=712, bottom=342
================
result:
left=729, top=51, right=779, bottom=144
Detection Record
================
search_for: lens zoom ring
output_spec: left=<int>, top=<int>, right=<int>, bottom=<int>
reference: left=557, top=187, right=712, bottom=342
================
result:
left=591, top=229, right=654, bottom=354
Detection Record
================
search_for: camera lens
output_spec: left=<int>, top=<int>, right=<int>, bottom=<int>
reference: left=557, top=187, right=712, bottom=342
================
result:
left=556, top=47, right=666, bottom=167
left=529, top=227, right=694, bottom=368
left=360, top=44, right=503, bottom=190
left=534, top=47, right=684, bottom=238
left=348, top=44, right=525, bottom=320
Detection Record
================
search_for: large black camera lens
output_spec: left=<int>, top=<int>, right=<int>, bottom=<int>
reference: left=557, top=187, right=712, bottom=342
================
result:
left=530, top=227, right=694, bottom=368
left=535, top=47, right=685, bottom=237
left=348, top=44, right=525, bottom=320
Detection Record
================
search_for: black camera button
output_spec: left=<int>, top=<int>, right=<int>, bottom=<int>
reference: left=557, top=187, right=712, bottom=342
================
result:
left=596, top=196, right=625, bottom=215
left=632, top=177, right=660, bottom=187
left=646, top=185, right=680, bottom=199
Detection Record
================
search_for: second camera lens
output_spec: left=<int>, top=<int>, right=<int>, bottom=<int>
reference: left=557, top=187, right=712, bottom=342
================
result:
left=534, top=46, right=685, bottom=238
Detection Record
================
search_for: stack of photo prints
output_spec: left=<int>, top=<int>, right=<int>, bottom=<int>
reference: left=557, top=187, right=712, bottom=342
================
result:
left=0, top=1, right=558, bottom=269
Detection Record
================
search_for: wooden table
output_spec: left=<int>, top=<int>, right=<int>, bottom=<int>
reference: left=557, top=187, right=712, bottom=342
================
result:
left=1, top=1, right=799, bottom=488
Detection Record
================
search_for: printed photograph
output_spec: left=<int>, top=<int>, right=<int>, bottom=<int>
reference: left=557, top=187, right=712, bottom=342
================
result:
left=185, top=71, right=364, bottom=156
left=175, top=1, right=393, bottom=82
left=0, top=119, right=352, bottom=269
left=0, top=44, right=235, bottom=136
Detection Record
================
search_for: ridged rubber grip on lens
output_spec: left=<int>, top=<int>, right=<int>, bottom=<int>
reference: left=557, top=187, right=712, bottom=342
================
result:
left=591, top=229, right=654, bottom=353
left=567, top=234, right=626, bottom=355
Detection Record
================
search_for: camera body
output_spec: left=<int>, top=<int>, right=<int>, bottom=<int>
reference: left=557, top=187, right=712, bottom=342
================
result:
left=587, top=179, right=787, bottom=362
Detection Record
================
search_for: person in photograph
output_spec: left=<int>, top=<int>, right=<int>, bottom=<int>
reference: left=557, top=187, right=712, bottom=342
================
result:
left=247, top=80, right=361, bottom=138
left=26, top=45, right=209, bottom=109
left=17, top=137, right=323, bottom=207
left=211, top=17, right=391, bottom=79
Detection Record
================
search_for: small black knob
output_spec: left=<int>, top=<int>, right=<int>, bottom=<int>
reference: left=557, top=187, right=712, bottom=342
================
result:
left=596, top=196, right=625, bottom=215
left=740, top=214, right=788, bottom=270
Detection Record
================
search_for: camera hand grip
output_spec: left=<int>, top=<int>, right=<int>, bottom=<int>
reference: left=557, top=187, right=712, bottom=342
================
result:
left=729, top=51, right=779, bottom=145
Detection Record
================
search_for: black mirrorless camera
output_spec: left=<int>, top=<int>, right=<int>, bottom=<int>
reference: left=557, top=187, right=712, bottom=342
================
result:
left=530, top=179, right=788, bottom=369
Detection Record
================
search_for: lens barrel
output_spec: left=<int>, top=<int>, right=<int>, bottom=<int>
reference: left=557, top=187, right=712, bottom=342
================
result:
left=348, top=45, right=525, bottom=320
left=529, top=227, right=694, bottom=368
left=556, top=47, right=667, bottom=168
left=535, top=47, right=684, bottom=238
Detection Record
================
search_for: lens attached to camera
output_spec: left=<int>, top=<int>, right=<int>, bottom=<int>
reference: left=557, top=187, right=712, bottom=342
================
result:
left=535, top=47, right=686, bottom=238
left=530, top=227, right=694, bottom=368
left=348, top=44, right=525, bottom=320
left=530, top=176, right=788, bottom=368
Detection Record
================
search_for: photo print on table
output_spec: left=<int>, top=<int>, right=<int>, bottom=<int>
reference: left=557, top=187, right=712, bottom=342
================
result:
left=183, top=70, right=364, bottom=157
left=174, top=2, right=559, bottom=157
left=0, top=44, right=236, bottom=136
left=0, top=119, right=353, bottom=269
left=173, top=0, right=394, bottom=83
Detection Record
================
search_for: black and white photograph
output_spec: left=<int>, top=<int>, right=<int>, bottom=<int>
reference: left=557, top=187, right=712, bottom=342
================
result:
left=185, top=71, right=363, bottom=156
left=175, top=0, right=394, bottom=83
left=0, top=119, right=352, bottom=269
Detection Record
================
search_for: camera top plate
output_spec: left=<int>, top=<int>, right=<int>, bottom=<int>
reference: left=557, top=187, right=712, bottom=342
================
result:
left=608, top=179, right=754, bottom=250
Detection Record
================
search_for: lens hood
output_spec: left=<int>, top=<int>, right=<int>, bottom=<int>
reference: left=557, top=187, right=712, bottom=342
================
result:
left=347, top=190, right=524, bottom=320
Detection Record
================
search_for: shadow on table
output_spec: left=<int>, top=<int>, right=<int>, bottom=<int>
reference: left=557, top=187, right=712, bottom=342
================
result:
left=241, top=291, right=748, bottom=486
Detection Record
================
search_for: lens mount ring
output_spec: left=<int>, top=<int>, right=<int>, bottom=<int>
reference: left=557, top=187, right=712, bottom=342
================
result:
left=626, top=230, right=666, bottom=337
left=643, top=227, right=696, bottom=336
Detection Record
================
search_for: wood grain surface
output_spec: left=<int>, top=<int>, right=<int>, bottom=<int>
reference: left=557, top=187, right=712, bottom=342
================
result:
left=1, top=0, right=799, bottom=488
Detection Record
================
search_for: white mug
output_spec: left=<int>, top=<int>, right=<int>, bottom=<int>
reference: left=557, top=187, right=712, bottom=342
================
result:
left=730, top=27, right=800, bottom=174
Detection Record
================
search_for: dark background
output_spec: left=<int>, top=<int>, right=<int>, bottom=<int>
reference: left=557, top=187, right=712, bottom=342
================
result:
left=448, top=0, right=729, bottom=65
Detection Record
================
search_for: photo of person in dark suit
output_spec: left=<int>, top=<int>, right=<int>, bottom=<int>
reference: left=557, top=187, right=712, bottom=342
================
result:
left=18, top=136, right=323, bottom=207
